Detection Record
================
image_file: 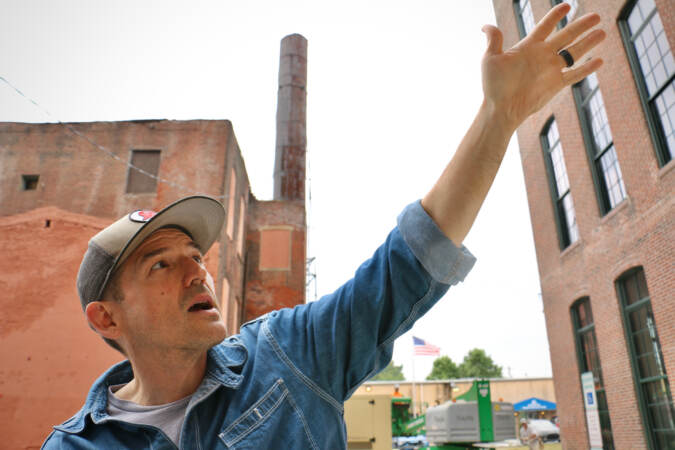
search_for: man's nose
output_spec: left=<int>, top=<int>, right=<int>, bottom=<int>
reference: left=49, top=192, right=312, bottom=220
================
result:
left=182, top=255, right=207, bottom=287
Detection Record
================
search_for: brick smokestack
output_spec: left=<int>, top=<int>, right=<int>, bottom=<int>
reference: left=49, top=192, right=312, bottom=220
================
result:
left=273, top=34, right=307, bottom=202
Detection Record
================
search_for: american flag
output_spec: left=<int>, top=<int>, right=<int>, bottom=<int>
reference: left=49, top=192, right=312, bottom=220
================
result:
left=413, top=336, right=440, bottom=356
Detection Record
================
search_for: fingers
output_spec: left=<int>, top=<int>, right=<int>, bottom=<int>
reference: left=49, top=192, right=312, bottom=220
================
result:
left=529, top=2, right=571, bottom=41
left=562, top=57, right=604, bottom=85
left=557, top=28, right=606, bottom=68
left=482, top=25, right=503, bottom=56
left=548, top=12, right=602, bottom=50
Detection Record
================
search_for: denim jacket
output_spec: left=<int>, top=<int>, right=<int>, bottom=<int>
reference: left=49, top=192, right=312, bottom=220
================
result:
left=42, top=201, right=475, bottom=449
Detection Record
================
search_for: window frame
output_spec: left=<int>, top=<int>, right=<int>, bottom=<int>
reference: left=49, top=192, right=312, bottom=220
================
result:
left=540, top=117, right=578, bottom=250
left=618, top=0, right=674, bottom=167
left=21, top=174, right=40, bottom=191
left=570, top=297, right=615, bottom=449
left=616, top=266, right=675, bottom=450
left=513, top=0, right=534, bottom=39
left=125, top=149, right=161, bottom=194
left=550, top=0, right=579, bottom=28
left=571, top=76, right=627, bottom=215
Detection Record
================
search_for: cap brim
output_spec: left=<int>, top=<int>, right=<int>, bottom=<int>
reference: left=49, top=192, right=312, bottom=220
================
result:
left=101, top=196, right=224, bottom=296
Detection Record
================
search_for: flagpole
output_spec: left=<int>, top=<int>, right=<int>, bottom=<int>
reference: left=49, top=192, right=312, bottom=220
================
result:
left=411, top=345, right=416, bottom=417
left=420, top=376, right=425, bottom=414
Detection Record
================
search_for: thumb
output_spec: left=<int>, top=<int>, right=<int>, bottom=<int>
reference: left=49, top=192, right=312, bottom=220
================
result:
left=481, top=25, right=503, bottom=56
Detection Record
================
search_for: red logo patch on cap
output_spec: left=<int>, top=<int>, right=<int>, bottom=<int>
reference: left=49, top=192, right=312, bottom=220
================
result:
left=129, top=210, right=157, bottom=223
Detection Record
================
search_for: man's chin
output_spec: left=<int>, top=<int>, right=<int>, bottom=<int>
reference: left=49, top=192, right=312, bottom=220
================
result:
left=207, top=322, right=228, bottom=345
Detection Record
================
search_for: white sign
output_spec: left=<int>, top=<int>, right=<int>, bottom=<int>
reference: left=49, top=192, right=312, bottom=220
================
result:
left=522, top=399, right=547, bottom=410
left=581, top=371, right=603, bottom=450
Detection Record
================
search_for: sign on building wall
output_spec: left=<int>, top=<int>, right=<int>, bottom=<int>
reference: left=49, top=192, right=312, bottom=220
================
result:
left=581, top=371, right=603, bottom=449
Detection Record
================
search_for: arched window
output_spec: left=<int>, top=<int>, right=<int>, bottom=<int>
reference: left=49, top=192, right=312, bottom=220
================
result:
left=616, top=267, right=675, bottom=449
left=513, top=0, right=536, bottom=38
left=541, top=118, right=579, bottom=249
left=572, top=73, right=627, bottom=213
left=570, top=297, right=614, bottom=449
left=550, top=0, right=579, bottom=27
left=619, top=0, right=674, bottom=166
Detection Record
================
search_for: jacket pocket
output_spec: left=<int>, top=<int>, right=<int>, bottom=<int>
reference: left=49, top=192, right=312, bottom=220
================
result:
left=219, top=379, right=318, bottom=449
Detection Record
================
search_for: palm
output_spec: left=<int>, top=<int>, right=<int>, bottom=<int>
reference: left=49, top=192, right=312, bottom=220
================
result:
left=480, top=3, right=605, bottom=130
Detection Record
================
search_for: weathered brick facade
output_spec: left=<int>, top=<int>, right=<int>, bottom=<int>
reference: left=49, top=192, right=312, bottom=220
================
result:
left=492, top=1, right=674, bottom=449
left=244, top=199, right=306, bottom=321
left=0, top=118, right=253, bottom=330
left=0, top=35, right=307, bottom=448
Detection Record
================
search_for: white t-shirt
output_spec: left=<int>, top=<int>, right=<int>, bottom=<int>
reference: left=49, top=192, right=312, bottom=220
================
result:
left=519, top=424, right=542, bottom=449
left=107, top=384, right=191, bottom=447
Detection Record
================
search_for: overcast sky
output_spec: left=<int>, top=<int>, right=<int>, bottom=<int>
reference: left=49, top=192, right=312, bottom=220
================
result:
left=1, top=0, right=552, bottom=380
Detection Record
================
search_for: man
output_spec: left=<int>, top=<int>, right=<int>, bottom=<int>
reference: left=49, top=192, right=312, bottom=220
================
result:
left=43, top=4, right=604, bottom=448
left=520, top=419, right=543, bottom=450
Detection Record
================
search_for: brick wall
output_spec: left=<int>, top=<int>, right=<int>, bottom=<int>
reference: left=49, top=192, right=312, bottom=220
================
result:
left=0, top=118, right=256, bottom=326
left=0, top=119, right=240, bottom=219
left=244, top=198, right=306, bottom=321
left=0, top=208, right=127, bottom=448
left=492, top=1, right=674, bottom=449
left=0, top=206, right=224, bottom=448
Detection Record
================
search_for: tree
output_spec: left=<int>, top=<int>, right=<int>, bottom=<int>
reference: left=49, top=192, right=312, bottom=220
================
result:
left=458, top=348, right=502, bottom=378
left=426, top=356, right=461, bottom=380
left=370, top=361, right=405, bottom=381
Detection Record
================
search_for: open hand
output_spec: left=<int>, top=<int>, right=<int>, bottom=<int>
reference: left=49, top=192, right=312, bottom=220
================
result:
left=481, top=3, right=606, bottom=131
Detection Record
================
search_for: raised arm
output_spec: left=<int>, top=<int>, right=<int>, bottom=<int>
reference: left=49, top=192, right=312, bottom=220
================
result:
left=422, top=2, right=605, bottom=245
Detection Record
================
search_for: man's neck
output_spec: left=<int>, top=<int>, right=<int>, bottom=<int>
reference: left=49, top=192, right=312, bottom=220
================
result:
left=113, top=349, right=208, bottom=406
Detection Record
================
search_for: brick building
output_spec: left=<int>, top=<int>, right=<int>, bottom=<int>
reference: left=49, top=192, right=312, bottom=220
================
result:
left=0, top=34, right=308, bottom=448
left=492, top=1, right=673, bottom=449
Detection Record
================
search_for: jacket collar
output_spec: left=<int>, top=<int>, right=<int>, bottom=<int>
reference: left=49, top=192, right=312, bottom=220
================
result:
left=54, top=337, right=249, bottom=434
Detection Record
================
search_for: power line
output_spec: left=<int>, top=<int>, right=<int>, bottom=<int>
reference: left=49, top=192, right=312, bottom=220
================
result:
left=0, top=75, right=228, bottom=200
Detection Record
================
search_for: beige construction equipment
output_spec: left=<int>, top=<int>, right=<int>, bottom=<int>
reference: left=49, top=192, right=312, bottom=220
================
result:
left=344, top=394, right=392, bottom=450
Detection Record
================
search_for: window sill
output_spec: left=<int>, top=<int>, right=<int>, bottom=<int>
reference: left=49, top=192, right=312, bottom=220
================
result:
left=560, top=238, right=583, bottom=259
left=658, top=158, right=675, bottom=179
left=124, top=192, right=158, bottom=196
left=600, top=196, right=631, bottom=225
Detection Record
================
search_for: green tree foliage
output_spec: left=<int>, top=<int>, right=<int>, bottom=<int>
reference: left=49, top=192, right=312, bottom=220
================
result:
left=426, top=356, right=461, bottom=380
left=458, top=348, right=503, bottom=378
left=426, top=349, right=503, bottom=379
left=370, top=361, right=406, bottom=381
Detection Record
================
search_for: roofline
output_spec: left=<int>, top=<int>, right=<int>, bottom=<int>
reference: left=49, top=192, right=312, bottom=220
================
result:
left=0, top=118, right=233, bottom=126
left=363, top=377, right=554, bottom=385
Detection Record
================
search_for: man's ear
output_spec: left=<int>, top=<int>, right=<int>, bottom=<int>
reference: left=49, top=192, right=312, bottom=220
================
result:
left=85, top=301, right=121, bottom=340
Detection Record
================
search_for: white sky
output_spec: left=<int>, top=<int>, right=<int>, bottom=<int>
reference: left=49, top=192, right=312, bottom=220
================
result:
left=0, top=0, right=552, bottom=380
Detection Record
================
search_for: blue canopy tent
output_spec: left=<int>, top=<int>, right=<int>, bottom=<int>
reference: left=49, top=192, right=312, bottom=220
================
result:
left=513, top=397, right=557, bottom=411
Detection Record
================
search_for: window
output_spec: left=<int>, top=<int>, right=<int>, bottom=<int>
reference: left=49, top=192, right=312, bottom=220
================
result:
left=260, top=228, right=291, bottom=271
left=573, top=73, right=627, bottom=213
left=619, top=0, right=675, bottom=166
left=21, top=174, right=39, bottom=191
left=551, top=0, right=579, bottom=27
left=514, top=0, right=536, bottom=38
left=126, top=150, right=160, bottom=194
left=617, top=267, right=675, bottom=449
left=221, top=277, right=230, bottom=313
left=541, top=119, right=579, bottom=249
left=231, top=297, right=241, bottom=334
left=571, top=298, right=615, bottom=449
left=237, top=196, right=246, bottom=256
left=226, top=169, right=236, bottom=240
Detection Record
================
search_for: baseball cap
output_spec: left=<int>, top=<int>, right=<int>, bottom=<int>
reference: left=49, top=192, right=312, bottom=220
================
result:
left=76, top=195, right=225, bottom=310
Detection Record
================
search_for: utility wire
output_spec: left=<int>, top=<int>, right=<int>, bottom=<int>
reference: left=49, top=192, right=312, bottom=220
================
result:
left=0, top=75, right=228, bottom=200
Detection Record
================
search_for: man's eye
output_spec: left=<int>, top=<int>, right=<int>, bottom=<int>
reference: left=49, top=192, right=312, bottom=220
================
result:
left=193, top=255, right=203, bottom=264
left=151, top=261, right=167, bottom=271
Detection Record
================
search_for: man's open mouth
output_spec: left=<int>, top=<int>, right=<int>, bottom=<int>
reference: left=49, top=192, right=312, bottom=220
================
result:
left=188, top=301, right=213, bottom=312
left=187, top=294, right=215, bottom=312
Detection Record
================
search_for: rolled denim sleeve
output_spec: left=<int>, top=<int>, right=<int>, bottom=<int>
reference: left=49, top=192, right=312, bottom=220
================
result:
left=397, top=200, right=476, bottom=285
left=264, top=200, right=477, bottom=406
